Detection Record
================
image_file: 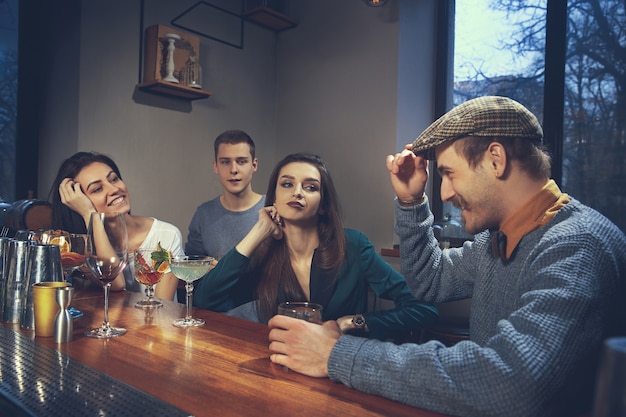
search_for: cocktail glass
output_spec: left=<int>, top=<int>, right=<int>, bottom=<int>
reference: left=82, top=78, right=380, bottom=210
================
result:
left=59, top=233, right=88, bottom=283
left=133, top=248, right=166, bottom=309
left=42, top=230, right=86, bottom=318
left=84, top=212, right=128, bottom=338
left=170, top=255, right=213, bottom=327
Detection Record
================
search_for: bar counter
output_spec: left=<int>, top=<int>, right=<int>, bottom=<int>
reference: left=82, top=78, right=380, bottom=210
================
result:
left=0, top=290, right=449, bottom=417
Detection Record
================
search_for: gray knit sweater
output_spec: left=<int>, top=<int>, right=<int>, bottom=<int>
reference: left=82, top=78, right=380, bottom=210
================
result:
left=328, top=197, right=626, bottom=417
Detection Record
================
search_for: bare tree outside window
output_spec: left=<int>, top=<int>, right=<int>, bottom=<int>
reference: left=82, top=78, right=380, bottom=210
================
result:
left=453, top=0, right=626, bottom=233
left=560, top=0, right=626, bottom=233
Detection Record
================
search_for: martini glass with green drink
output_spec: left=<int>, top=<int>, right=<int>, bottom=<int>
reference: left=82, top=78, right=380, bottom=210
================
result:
left=170, top=255, right=214, bottom=327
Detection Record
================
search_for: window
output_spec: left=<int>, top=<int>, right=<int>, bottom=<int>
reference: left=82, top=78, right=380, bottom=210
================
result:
left=0, top=0, right=18, bottom=202
left=436, top=0, right=625, bottom=233
left=561, top=0, right=625, bottom=233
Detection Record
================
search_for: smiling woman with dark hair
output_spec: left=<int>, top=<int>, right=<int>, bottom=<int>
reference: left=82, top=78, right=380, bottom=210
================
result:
left=48, top=151, right=184, bottom=300
left=49, top=152, right=123, bottom=234
left=194, top=152, right=438, bottom=341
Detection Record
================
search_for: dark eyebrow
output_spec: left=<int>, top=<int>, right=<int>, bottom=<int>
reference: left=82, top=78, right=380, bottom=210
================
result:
left=279, top=174, right=320, bottom=184
left=85, top=179, right=102, bottom=191
left=86, top=171, right=116, bottom=191
left=219, top=156, right=249, bottom=161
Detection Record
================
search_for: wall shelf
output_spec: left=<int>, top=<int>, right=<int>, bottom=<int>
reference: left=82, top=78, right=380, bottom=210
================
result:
left=243, top=6, right=298, bottom=31
left=137, top=80, right=212, bottom=101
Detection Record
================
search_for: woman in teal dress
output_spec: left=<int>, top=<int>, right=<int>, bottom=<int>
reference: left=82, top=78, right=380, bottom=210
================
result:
left=194, top=153, right=437, bottom=340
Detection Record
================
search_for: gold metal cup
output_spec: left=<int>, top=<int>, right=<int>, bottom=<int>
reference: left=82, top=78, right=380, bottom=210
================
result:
left=33, top=282, right=70, bottom=337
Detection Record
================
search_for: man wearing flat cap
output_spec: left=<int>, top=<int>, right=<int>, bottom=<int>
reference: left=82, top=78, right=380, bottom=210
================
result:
left=268, top=96, right=626, bottom=417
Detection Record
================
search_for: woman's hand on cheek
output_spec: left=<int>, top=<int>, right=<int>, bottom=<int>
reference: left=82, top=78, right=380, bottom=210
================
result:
left=264, top=206, right=284, bottom=240
left=59, top=178, right=97, bottom=219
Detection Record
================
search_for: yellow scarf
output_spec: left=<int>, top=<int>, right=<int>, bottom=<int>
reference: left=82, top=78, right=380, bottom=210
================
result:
left=494, top=180, right=570, bottom=260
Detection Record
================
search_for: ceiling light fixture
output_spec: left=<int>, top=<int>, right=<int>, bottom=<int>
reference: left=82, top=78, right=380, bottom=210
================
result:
left=362, top=0, right=388, bottom=7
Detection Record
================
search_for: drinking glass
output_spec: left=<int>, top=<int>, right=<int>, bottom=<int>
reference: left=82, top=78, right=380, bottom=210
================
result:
left=170, top=255, right=213, bottom=327
left=84, top=212, right=128, bottom=338
left=277, top=301, right=323, bottom=323
left=44, top=231, right=87, bottom=282
left=43, top=231, right=87, bottom=319
left=592, top=337, right=626, bottom=417
left=133, top=248, right=167, bottom=309
left=276, top=301, right=323, bottom=372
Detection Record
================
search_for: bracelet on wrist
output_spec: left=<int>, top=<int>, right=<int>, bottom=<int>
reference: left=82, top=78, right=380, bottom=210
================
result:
left=398, top=194, right=426, bottom=207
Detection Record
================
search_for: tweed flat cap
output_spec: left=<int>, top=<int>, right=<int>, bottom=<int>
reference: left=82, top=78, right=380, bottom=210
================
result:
left=411, top=96, right=543, bottom=159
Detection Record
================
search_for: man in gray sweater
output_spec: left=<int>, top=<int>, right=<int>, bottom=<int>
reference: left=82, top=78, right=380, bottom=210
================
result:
left=268, top=96, right=626, bottom=417
left=186, top=129, right=265, bottom=260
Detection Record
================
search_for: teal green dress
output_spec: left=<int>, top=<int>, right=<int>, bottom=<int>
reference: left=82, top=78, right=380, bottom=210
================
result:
left=194, top=228, right=438, bottom=340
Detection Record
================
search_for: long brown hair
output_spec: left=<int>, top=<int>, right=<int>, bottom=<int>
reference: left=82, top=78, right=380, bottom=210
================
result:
left=254, top=153, right=346, bottom=321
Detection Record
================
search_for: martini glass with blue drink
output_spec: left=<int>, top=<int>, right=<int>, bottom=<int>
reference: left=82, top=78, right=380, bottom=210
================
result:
left=170, top=255, right=214, bottom=327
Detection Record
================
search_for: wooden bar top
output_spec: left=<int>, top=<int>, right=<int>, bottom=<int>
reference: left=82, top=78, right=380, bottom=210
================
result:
left=4, top=290, right=449, bottom=417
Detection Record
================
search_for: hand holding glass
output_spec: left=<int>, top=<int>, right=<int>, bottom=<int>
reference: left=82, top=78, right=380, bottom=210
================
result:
left=84, top=212, right=128, bottom=338
left=276, top=301, right=323, bottom=372
left=170, top=255, right=213, bottom=327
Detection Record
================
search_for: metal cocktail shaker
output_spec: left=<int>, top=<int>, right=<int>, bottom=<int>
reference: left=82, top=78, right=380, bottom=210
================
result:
left=2, top=239, right=30, bottom=323
left=0, top=237, right=12, bottom=316
left=20, top=243, right=64, bottom=329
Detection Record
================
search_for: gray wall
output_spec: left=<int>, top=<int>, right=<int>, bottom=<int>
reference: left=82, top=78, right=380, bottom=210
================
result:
left=37, top=0, right=436, bottom=251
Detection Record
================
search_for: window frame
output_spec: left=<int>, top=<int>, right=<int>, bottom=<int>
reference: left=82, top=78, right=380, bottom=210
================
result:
left=432, top=0, right=568, bottom=220
left=15, top=1, right=42, bottom=200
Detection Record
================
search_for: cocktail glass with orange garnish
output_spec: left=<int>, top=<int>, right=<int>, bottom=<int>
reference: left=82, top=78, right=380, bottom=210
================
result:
left=63, top=234, right=88, bottom=282
left=44, top=230, right=87, bottom=283
left=133, top=246, right=170, bottom=309
left=43, top=231, right=87, bottom=320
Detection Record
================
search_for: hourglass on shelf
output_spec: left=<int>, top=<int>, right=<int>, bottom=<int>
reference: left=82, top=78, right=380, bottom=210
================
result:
left=183, top=54, right=202, bottom=89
